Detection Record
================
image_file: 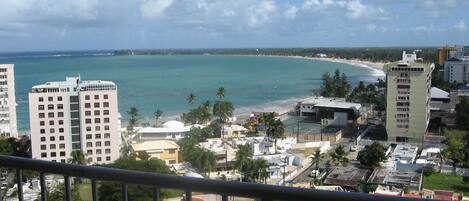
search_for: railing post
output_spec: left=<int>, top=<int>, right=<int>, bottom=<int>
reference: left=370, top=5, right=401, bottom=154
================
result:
left=91, top=179, right=98, bottom=201
left=16, top=169, right=23, bottom=201
left=152, top=186, right=160, bottom=201
left=185, top=190, right=192, bottom=201
left=121, top=183, right=128, bottom=201
left=222, top=194, right=228, bottom=201
left=64, top=176, right=72, bottom=201
left=40, top=172, right=48, bottom=201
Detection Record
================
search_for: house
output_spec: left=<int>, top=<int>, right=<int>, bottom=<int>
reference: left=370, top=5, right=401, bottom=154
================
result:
left=222, top=124, right=248, bottom=138
left=133, top=120, right=204, bottom=141
left=132, top=140, right=179, bottom=165
left=199, top=138, right=237, bottom=170
left=368, top=161, right=423, bottom=192
left=323, top=164, right=370, bottom=190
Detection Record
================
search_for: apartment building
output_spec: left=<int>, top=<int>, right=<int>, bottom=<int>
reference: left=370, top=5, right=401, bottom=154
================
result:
left=0, top=64, right=17, bottom=138
left=443, top=58, right=469, bottom=83
left=385, top=51, right=434, bottom=143
left=29, top=76, right=120, bottom=164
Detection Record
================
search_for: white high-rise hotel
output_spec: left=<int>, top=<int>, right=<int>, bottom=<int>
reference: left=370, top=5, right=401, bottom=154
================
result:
left=0, top=64, right=18, bottom=138
left=29, top=76, right=120, bottom=164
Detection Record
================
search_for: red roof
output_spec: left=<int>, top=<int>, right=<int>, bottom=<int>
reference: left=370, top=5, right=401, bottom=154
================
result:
left=433, top=195, right=453, bottom=201
left=434, top=190, right=454, bottom=197
left=403, top=194, right=421, bottom=199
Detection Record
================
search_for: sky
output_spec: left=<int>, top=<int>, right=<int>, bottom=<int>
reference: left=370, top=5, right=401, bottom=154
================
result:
left=0, top=0, right=468, bottom=52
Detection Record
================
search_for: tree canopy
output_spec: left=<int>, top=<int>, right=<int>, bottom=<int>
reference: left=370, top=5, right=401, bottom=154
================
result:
left=316, top=69, right=351, bottom=98
left=357, top=142, right=387, bottom=168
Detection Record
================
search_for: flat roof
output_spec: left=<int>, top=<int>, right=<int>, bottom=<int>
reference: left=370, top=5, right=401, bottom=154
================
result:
left=132, top=140, right=179, bottom=151
left=324, top=165, right=370, bottom=187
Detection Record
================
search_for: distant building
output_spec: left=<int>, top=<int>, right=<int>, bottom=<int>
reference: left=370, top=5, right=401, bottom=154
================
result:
left=0, top=64, right=17, bottom=138
left=199, top=138, right=237, bottom=170
left=29, top=76, right=121, bottom=164
left=438, top=45, right=464, bottom=65
left=222, top=124, right=248, bottom=138
left=132, top=140, right=179, bottom=165
left=443, top=58, right=469, bottom=83
left=133, top=120, right=203, bottom=142
left=298, top=97, right=362, bottom=127
left=323, top=165, right=370, bottom=191
left=368, top=162, right=423, bottom=192
left=384, top=51, right=434, bottom=143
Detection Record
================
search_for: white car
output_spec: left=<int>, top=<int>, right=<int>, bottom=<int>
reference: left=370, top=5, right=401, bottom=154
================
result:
left=350, top=145, right=358, bottom=152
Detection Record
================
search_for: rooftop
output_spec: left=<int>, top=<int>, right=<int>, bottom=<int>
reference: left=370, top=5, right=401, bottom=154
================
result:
left=324, top=165, right=370, bottom=187
left=132, top=140, right=179, bottom=151
left=431, top=87, right=449, bottom=99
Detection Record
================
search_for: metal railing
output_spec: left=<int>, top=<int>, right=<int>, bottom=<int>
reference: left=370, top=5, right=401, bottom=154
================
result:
left=0, top=155, right=432, bottom=201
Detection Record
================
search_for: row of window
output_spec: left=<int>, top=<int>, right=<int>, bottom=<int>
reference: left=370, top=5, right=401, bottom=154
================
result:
left=40, top=120, right=64, bottom=126
left=39, top=96, right=63, bottom=102
left=85, top=141, right=111, bottom=148
left=88, top=156, right=111, bottom=162
left=85, top=94, right=109, bottom=100
left=0, top=75, right=6, bottom=79
left=38, top=104, right=64, bottom=110
left=86, top=125, right=111, bottom=132
left=40, top=143, right=66, bottom=150
left=85, top=110, right=110, bottom=116
left=85, top=118, right=110, bottom=124
left=40, top=151, right=66, bottom=158
left=38, top=112, right=64, bottom=118
left=86, top=133, right=111, bottom=139
left=39, top=128, right=65, bottom=134
left=40, top=136, right=65, bottom=142
left=86, top=148, right=111, bottom=155
left=84, top=102, right=110, bottom=108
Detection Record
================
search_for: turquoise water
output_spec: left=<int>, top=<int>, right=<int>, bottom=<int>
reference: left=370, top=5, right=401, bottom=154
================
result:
left=0, top=53, right=378, bottom=131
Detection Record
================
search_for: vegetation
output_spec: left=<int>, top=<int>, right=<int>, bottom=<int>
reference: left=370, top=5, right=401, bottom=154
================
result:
left=311, top=150, right=324, bottom=171
left=153, top=109, right=163, bottom=126
left=443, top=129, right=469, bottom=168
left=68, top=150, right=87, bottom=165
left=329, top=145, right=349, bottom=167
left=357, top=142, right=387, bottom=168
left=187, top=93, right=197, bottom=105
left=177, top=131, right=217, bottom=176
left=235, top=144, right=269, bottom=183
left=260, top=112, right=285, bottom=153
left=212, top=101, right=234, bottom=123
left=347, top=80, right=385, bottom=110
left=423, top=173, right=469, bottom=195
left=45, top=183, right=83, bottom=201
left=456, top=97, right=469, bottom=130
left=98, top=157, right=182, bottom=201
left=316, top=69, right=351, bottom=98
left=181, top=102, right=212, bottom=125
left=126, top=107, right=140, bottom=133
left=0, top=135, right=31, bottom=157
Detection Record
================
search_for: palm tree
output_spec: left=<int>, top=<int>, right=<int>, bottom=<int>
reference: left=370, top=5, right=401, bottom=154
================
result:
left=254, top=159, right=269, bottom=183
left=187, top=93, right=197, bottom=105
left=266, top=119, right=285, bottom=153
left=436, top=149, right=448, bottom=173
left=126, top=107, right=140, bottom=134
left=68, top=150, right=86, bottom=165
left=154, top=109, right=163, bottom=126
left=329, top=145, right=349, bottom=167
left=311, top=149, right=324, bottom=171
left=235, top=144, right=253, bottom=173
left=217, top=87, right=225, bottom=99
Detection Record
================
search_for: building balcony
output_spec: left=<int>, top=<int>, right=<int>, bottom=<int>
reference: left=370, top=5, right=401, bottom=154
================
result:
left=0, top=155, right=432, bottom=201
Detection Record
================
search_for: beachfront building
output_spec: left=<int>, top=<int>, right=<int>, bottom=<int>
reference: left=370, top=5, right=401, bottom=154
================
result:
left=384, top=51, right=434, bottom=143
left=29, top=76, right=121, bottom=164
left=132, top=140, right=179, bottom=165
left=298, top=97, right=362, bottom=127
left=133, top=120, right=203, bottom=142
left=0, top=64, right=17, bottom=138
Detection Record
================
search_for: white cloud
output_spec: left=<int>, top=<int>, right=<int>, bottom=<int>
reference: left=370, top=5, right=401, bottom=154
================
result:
left=346, top=0, right=386, bottom=20
left=301, top=0, right=321, bottom=10
left=284, top=5, right=299, bottom=19
left=366, top=23, right=377, bottom=32
left=141, top=0, right=173, bottom=19
left=247, top=1, right=277, bottom=27
left=455, top=19, right=466, bottom=31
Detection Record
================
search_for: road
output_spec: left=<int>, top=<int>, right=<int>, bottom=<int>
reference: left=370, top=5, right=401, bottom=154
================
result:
left=289, top=163, right=315, bottom=184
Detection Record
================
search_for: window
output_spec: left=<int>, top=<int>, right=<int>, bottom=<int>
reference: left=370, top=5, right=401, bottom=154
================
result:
left=86, top=126, right=92, bottom=131
left=61, top=159, right=66, bottom=163
left=50, top=144, right=56, bottom=149
left=49, top=120, right=54, bottom=126
left=59, top=144, right=65, bottom=149
left=85, top=111, right=91, bottom=116
left=50, top=136, right=55, bottom=141
left=39, top=97, right=44, bottom=102
left=40, top=145, right=46, bottom=150
left=95, top=126, right=101, bottom=131
left=50, top=128, right=55, bottom=133
left=94, top=110, right=100, bottom=115
left=105, top=149, right=111, bottom=154
left=59, top=128, right=64, bottom=133
left=60, top=151, right=65, bottom=157
left=48, top=112, right=54, bottom=118
left=86, top=134, right=92, bottom=139
left=86, top=142, right=92, bottom=147
left=38, top=105, right=44, bottom=110
left=104, top=126, right=110, bottom=131
left=59, top=120, right=64, bottom=125
left=96, top=142, right=102, bottom=147
left=105, top=141, right=110, bottom=146
left=51, top=152, right=56, bottom=157
left=103, top=110, right=109, bottom=115
left=85, top=119, right=92, bottom=124
left=104, top=94, right=108, bottom=99
left=104, top=133, right=110, bottom=139
left=40, top=129, right=45, bottom=134
left=106, top=156, right=111, bottom=161
left=59, top=136, right=64, bottom=140
left=40, top=137, right=46, bottom=142
left=104, top=118, right=110, bottom=123
left=168, top=149, right=176, bottom=154
left=169, top=160, right=176, bottom=164
left=97, top=157, right=102, bottom=162
left=95, top=134, right=101, bottom=139
left=103, top=102, right=109, bottom=107
left=58, top=96, right=63, bottom=101
left=41, top=153, right=47, bottom=158
left=94, top=95, right=99, bottom=100
left=87, top=150, right=93, bottom=155
left=95, top=118, right=100, bottom=123
left=39, top=113, right=45, bottom=118
left=48, top=104, right=54, bottom=110
left=85, top=95, right=90, bottom=100
left=58, top=112, right=64, bottom=117
left=85, top=103, right=91, bottom=108
left=94, top=103, right=100, bottom=108
left=40, top=121, right=45, bottom=126
left=96, top=149, right=102, bottom=154
left=48, top=97, right=53, bottom=101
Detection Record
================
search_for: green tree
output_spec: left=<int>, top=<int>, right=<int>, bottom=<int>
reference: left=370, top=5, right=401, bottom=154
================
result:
left=329, top=145, right=349, bottom=166
left=235, top=144, right=253, bottom=171
left=181, top=103, right=212, bottom=125
left=311, top=149, right=324, bottom=171
left=436, top=149, right=449, bottom=172
left=456, top=97, right=469, bottom=130
left=357, top=142, right=386, bottom=168
left=443, top=129, right=467, bottom=167
left=46, top=183, right=82, bottom=201
left=212, top=101, right=234, bottom=123
left=0, top=138, right=15, bottom=155
left=153, top=109, right=163, bottom=126
left=266, top=119, right=285, bottom=153
left=126, top=107, right=140, bottom=134
left=217, top=87, right=225, bottom=99
left=187, top=93, right=197, bottom=105
left=68, top=150, right=87, bottom=165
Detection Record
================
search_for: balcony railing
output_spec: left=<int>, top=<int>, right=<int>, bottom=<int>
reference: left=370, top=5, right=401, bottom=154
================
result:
left=0, top=155, right=433, bottom=201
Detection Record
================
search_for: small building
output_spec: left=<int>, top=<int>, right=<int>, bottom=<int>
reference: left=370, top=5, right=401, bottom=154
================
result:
left=416, top=147, right=441, bottom=165
left=199, top=138, right=237, bottom=170
left=390, top=144, right=418, bottom=164
left=298, top=97, right=362, bottom=127
left=222, top=125, right=248, bottom=138
left=132, top=140, right=179, bottom=165
left=134, top=120, right=203, bottom=141
left=323, top=165, right=370, bottom=190
left=368, top=161, right=423, bottom=192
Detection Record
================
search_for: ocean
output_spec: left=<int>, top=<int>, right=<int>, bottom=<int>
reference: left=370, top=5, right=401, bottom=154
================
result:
left=0, top=51, right=382, bottom=132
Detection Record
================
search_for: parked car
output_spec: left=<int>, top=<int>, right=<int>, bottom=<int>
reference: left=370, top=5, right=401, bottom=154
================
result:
left=350, top=145, right=358, bottom=152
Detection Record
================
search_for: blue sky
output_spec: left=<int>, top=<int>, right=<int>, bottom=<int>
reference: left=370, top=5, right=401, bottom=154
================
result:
left=0, top=0, right=468, bottom=52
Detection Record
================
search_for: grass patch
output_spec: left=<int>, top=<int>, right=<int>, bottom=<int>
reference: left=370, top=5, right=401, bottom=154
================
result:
left=77, top=183, right=93, bottom=201
left=423, top=173, right=469, bottom=195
